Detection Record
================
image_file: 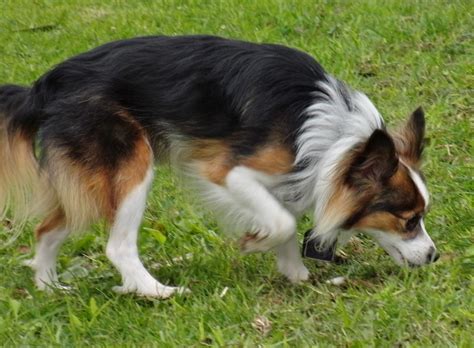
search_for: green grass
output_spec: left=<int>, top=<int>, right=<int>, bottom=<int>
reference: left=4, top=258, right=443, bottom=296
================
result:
left=0, top=0, right=473, bottom=346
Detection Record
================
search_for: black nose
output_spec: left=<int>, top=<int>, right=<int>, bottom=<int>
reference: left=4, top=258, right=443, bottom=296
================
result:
left=427, top=247, right=440, bottom=263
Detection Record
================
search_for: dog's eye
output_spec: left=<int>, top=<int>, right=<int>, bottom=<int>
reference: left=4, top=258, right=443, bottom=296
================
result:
left=405, top=215, right=421, bottom=231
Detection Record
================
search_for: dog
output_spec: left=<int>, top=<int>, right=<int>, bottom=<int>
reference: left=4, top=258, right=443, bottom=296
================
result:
left=0, top=35, right=438, bottom=298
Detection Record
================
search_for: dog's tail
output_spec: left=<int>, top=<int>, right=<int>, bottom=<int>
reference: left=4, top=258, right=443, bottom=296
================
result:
left=0, top=84, right=47, bottom=228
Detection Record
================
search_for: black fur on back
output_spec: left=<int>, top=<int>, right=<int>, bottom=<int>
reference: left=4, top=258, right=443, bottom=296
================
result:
left=7, top=35, right=329, bottom=167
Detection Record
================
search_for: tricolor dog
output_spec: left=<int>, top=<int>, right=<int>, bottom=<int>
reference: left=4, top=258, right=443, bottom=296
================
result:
left=0, top=36, right=438, bottom=298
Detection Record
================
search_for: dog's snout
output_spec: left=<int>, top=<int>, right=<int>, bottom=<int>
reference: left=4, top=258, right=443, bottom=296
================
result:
left=427, top=246, right=440, bottom=263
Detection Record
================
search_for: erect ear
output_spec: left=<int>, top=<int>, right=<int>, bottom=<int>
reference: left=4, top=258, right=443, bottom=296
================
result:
left=393, top=107, right=426, bottom=164
left=348, top=129, right=399, bottom=184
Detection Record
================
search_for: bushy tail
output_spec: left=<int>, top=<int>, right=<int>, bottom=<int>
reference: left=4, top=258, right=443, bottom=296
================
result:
left=0, top=84, right=45, bottom=228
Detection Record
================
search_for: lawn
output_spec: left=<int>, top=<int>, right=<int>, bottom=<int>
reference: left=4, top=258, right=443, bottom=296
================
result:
left=0, top=0, right=472, bottom=346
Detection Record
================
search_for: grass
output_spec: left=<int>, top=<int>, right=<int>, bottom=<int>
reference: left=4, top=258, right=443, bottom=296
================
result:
left=0, top=0, right=472, bottom=346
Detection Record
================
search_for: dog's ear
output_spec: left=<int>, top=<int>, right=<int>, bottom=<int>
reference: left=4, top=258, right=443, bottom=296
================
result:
left=393, top=107, right=426, bottom=165
left=347, top=129, right=399, bottom=184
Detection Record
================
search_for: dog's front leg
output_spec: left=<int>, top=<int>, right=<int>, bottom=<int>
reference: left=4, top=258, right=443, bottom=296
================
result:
left=275, top=234, right=309, bottom=283
left=225, top=166, right=296, bottom=253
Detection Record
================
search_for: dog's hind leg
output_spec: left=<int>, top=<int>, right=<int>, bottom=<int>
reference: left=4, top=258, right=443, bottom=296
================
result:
left=24, top=209, right=71, bottom=291
left=35, top=103, right=188, bottom=298
left=106, top=137, right=188, bottom=299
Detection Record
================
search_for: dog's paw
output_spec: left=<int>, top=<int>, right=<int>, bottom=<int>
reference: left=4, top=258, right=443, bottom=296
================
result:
left=113, top=284, right=190, bottom=299
left=239, top=231, right=266, bottom=253
left=278, top=262, right=310, bottom=284
left=36, top=279, right=72, bottom=292
left=240, top=213, right=296, bottom=253
left=22, top=259, right=36, bottom=269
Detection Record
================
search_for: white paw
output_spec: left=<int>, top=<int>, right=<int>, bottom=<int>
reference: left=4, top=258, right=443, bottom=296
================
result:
left=35, top=278, right=72, bottom=292
left=113, top=284, right=190, bottom=299
left=22, top=259, right=36, bottom=269
left=278, top=262, right=310, bottom=284
left=240, top=213, right=296, bottom=253
left=24, top=261, right=70, bottom=292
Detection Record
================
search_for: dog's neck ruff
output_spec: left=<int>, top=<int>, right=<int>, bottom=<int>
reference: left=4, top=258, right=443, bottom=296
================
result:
left=277, top=76, right=384, bottom=241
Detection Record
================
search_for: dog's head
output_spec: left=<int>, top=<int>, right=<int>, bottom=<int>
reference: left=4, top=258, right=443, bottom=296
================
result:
left=322, top=108, right=438, bottom=266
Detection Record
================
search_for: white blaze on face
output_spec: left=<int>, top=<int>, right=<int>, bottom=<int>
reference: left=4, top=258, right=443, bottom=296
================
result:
left=405, top=163, right=430, bottom=208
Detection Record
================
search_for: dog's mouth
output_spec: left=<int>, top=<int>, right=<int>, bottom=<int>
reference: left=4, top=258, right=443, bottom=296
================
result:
left=366, top=230, right=423, bottom=267
left=388, top=245, right=405, bottom=265
left=387, top=245, right=420, bottom=268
